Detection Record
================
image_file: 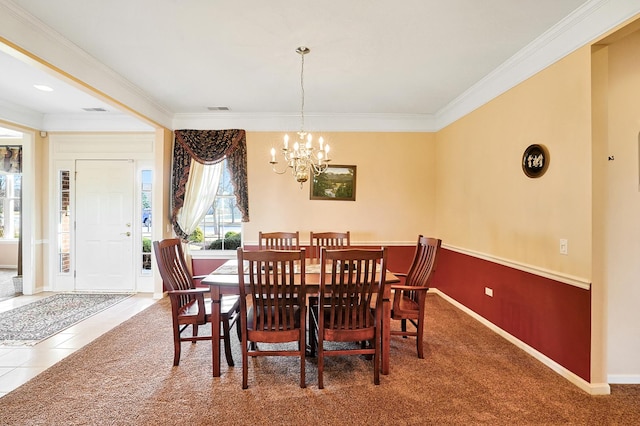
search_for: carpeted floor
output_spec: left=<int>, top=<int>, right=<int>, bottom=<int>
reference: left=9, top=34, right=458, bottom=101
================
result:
left=0, top=293, right=132, bottom=345
left=0, top=293, right=639, bottom=425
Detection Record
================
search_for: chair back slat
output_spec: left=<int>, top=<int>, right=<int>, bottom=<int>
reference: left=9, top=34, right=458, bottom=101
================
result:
left=153, top=239, right=194, bottom=307
left=320, top=248, right=386, bottom=331
left=310, top=231, right=351, bottom=259
left=258, top=231, right=300, bottom=250
left=402, top=236, right=441, bottom=304
left=238, top=249, right=305, bottom=332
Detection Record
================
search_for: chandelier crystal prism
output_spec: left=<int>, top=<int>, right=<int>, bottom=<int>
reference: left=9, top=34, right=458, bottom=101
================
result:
left=270, top=46, right=330, bottom=188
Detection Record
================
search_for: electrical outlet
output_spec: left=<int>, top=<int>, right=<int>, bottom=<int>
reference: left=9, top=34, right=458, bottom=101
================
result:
left=560, top=239, right=568, bottom=255
left=485, top=287, right=493, bottom=297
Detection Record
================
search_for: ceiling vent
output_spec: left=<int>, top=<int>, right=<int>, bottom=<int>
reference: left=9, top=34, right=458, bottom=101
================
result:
left=207, top=106, right=230, bottom=111
left=82, top=107, right=107, bottom=112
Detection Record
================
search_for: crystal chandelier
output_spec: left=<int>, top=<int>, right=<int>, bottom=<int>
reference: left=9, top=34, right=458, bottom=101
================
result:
left=270, top=46, right=331, bottom=187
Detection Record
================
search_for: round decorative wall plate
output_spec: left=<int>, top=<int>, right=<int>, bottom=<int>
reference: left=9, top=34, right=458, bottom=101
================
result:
left=522, top=144, right=549, bottom=178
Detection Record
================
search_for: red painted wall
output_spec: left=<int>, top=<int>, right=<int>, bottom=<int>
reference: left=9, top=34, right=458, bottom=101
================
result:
left=192, top=258, right=228, bottom=276
left=433, top=248, right=591, bottom=381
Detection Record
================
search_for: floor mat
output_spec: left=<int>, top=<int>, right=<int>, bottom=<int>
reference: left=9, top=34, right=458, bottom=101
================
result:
left=0, top=293, right=132, bottom=345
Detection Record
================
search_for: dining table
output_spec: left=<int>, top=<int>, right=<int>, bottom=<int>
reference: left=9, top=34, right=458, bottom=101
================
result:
left=202, top=258, right=400, bottom=377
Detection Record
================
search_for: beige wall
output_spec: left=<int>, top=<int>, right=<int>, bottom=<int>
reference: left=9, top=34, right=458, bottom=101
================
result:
left=157, top=128, right=173, bottom=240
left=597, top=28, right=640, bottom=379
left=0, top=242, right=18, bottom=267
left=243, top=131, right=436, bottom=245
left=34, top=132, right=46, bottom=291
left=436, top=47, right=593, bottom=280
left=591, top=44, right=609, bottom=385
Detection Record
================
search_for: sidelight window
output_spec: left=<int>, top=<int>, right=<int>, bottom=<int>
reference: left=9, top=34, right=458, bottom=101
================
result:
left=57, top=170, right=71, bottom=273
left=0, top=174, right=21, bottom=240
left=141, top=170, right=152, bottom=274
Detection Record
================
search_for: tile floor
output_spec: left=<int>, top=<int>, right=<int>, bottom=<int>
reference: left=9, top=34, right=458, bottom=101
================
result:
left=0, top=269, right=18, bottom=301
left=0, top=292, right=157, bottom=397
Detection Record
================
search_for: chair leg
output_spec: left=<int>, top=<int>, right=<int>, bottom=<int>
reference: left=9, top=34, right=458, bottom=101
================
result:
left=300, top=331, right=306, bottom=388
left=416, top=317, right=425, bottom=359
left=308, top=304, right=317, bottom=356
left=318, top=337, right=324, bottom=389
left=401, top=319, right=407, bottom=338
left=374, top=335, right=380, bottom=385
left=192, top=324, right=199, bottom=341
left=172, top=323, right=181, bottom=366
left=236, top=315, right=242, bottom=342
left=242, top=336, right=249, bottom=389
left=221, top=316, right=234, bottom=367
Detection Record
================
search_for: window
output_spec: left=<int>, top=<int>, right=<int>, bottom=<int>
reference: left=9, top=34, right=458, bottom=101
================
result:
left=141, top=170, right=152, bottom=274
left=0, top=174, right=21, bottom=240
left=189, top=160, right=242, bottom=251
left=57, top=171, right=71, bottom=273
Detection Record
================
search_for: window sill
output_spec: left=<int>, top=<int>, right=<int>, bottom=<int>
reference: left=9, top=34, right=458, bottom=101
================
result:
left=189, top=250, right=237, bottom=260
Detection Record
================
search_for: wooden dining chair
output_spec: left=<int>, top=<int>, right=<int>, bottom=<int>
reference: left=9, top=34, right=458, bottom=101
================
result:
left=312, top=247, right=387, bottom=389
left=258, top=231, right=300, bottom=250
left=390, top=235, right=441, bottom=358
left=237, top=248, right=307, bottom=389
left=309, top=231, right=350, bottom=259
left=153, top=239, right=240, bottom=367
left=307, top=231, right=352, bottom=353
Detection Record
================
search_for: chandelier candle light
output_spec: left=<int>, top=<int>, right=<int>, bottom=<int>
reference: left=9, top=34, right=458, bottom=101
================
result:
left=270, top=46, right=331, bottom=188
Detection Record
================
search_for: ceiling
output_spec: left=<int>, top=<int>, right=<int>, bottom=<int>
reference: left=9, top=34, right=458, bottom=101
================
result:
left=0, top=0, right=637, bottom=134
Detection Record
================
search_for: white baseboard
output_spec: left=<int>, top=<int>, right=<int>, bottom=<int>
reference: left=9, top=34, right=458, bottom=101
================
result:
left=431, top=288, right=611, bottom=395
left=608, top=374, right=640, bottom=384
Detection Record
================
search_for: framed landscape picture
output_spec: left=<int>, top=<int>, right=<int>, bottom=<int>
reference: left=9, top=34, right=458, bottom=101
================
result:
left=310, top=165, right=357, bottom=201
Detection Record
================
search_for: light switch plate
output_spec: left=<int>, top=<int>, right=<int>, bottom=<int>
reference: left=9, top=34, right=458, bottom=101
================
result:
left=560, top=239, right=568, bottom=255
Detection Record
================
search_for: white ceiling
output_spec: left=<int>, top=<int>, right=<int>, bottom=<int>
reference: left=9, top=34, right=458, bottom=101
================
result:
left=0, top=0, right=638, bottom=133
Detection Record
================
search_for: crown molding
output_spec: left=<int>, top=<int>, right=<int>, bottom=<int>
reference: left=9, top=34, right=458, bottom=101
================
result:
left=173, top=112, right=438, bottom=132
left=42, top=113, right=154, bottom=132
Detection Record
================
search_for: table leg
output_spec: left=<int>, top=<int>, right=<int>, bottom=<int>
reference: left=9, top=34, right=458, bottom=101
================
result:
left=381, top=294, right=391, bottom=375
left=210, top=286, right=221, bottom=377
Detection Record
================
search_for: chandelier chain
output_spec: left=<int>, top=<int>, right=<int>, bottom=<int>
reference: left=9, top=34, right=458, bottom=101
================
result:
left=300, top=51, right=305, bottom=135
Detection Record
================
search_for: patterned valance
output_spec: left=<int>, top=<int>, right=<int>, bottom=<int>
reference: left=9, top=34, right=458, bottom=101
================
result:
left=171, top=129, right=249, bottom=240
left=0, top=146, right=21, bottom=173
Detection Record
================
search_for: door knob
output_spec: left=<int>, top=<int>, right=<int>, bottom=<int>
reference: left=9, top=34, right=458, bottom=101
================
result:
left=121, top=232, right=131, bottom=237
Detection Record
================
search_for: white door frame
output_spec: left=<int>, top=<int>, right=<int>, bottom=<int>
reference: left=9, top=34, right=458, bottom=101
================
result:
left=47, top=133, right=156, bottom=293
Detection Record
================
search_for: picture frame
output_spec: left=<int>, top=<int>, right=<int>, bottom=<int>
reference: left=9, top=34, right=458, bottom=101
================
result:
left=310, top=165, right=357, bottom=201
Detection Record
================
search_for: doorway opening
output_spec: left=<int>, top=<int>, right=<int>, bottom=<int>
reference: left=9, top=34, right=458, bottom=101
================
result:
left=0, top=145, right=21, bottom=300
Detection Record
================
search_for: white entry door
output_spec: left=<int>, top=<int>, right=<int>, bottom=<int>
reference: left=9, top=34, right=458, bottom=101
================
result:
left=75, top=160, right=135, bottom=291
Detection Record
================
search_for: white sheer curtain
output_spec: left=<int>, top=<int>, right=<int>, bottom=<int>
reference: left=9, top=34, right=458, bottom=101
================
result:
left=176, top=159, right=223, bottom=238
